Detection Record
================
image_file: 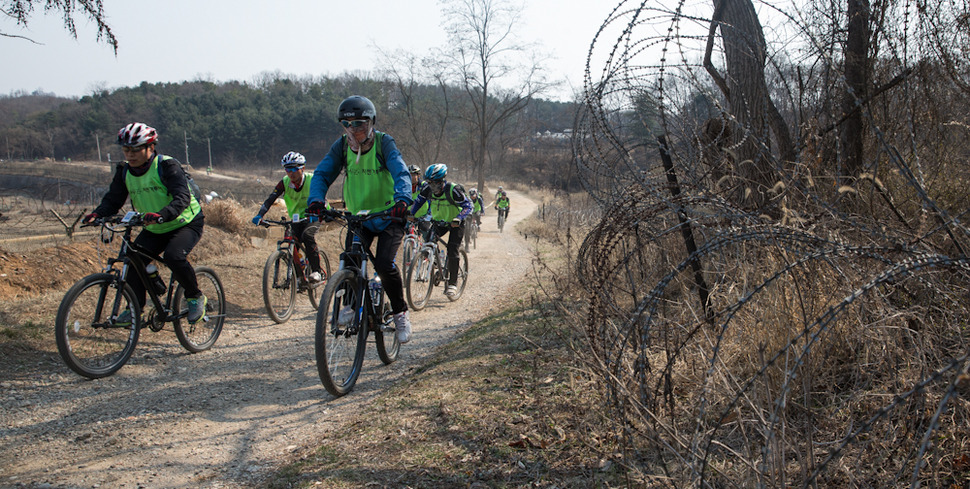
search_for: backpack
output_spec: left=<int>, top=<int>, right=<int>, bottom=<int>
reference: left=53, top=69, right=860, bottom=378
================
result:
left=123, top=155, right=204, bottom=205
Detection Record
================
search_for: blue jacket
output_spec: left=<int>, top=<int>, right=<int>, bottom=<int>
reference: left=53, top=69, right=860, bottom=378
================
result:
left=307, top=132, right=413, bottom=233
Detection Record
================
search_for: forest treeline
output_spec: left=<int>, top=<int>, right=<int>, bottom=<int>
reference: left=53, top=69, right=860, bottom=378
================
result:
left=0, top=73, right=579, bottom=188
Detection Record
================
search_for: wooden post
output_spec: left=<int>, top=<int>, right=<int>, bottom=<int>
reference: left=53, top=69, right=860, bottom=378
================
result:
left=658, top=136, right=713, bottom=322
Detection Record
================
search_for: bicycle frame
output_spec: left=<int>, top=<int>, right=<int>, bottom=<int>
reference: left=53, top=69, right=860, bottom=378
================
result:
left=102, top=213, right=180, bottom=324
left=264, top=218, right=309, bottom=283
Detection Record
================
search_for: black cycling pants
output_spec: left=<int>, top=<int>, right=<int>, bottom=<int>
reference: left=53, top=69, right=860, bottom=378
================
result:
left=344, top=220, right=407, bottom=314
left=131, top=214, right=204, bottom=307
left=291, top=220, right=322, bottom=273
left=433, top=222, right=464, bottom=286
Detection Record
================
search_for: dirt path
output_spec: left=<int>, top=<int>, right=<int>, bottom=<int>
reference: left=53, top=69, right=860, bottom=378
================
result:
left=0, top=191, right=535, bottom=489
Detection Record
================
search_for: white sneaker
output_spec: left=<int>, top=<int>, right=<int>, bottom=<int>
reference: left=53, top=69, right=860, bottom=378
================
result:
left=308, top=271, right=323, bottom=283
left=445, top=285, right=457, bottom=298
left=393, top=311, right=412, bottom=344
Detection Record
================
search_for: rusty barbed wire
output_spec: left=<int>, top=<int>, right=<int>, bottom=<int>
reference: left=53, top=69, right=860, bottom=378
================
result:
left=569, top=0, right=970, bottom=486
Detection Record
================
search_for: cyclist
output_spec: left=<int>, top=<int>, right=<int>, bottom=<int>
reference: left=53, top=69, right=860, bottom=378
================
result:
left=494, top=185, right=504, bottom=201
left=494, top=190, right=510, bottom=227
left=409, top=164, right=432, bottom=240
left=252, top=151, right=326, bottom=283
left=468, top=188, right=484, bottom=228
left=410, top=163, right=473, bottom=298
left=82, top=122, right=207, bottom=324
left=306, top=95, right=414, bottom=343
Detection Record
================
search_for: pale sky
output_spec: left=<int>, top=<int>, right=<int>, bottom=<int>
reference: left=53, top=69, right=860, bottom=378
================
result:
left=0, top=0, right=620, bottom=103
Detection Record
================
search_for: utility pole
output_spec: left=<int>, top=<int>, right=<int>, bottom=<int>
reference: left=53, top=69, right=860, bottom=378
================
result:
left=95, top=133, right=102, bottom=163
left=207, top=138, right=212, bottom=170
left=183, top=130, right=190, bottom=166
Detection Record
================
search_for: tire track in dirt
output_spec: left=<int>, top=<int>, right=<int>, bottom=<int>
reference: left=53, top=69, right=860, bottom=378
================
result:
left=0, top=191, right=536, bottom=489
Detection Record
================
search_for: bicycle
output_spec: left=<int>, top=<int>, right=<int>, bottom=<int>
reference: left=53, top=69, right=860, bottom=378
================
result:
left=55, top=211, right=226, bottom=379
left=400, top=217, right=422, bottom=274
left=405, top=219, right=469, bottom=311
left=463, top=214, right=480, bottom=252
left=259, top=216, right=331, bottom=323
left=496, top=207, right=508, bottom=233
left=314, top=208, right=401, bottom=397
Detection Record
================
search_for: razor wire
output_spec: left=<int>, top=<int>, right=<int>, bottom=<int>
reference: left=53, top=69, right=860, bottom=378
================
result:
left=570, top=0, right=970, bottom=487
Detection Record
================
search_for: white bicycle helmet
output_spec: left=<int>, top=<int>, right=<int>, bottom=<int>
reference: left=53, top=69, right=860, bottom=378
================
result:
left=280, top=151, right=306, bottom=168
left=117, top=123, right=158, bottom=148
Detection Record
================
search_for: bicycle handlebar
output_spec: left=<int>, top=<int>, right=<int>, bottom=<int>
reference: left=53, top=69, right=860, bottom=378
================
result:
left=313, top=208, right=402, bottom=224
left=81, top=211, right=149, bottom=231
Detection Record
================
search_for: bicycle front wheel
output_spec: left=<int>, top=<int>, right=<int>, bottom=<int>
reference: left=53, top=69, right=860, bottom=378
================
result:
left=406, top=248, right=436, bottom=311
left=173, top=266, right=225, bottom=352
left=448, top=249, right=470, bottom=301
left=55, top=273, right=140, bottom=379
left=263, top=249, right=297, bottom=323
left=401, top=235, right=419, bottom=273
left=306, top=249, right=331, bottom=310
left=315, top=269, right=368, bottom=397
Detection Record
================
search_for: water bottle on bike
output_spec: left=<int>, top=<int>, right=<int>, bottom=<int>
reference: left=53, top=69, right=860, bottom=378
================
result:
left=369, top=272, right=383, bottom=309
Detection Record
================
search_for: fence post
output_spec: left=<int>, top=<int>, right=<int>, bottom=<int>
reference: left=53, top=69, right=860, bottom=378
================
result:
left=658, top=136, right=713, bottom=323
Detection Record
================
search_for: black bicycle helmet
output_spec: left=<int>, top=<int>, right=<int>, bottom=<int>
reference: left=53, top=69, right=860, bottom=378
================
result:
left=408, top=164, right=421, bottom=175
left=337, top=95, right=377, bottom=122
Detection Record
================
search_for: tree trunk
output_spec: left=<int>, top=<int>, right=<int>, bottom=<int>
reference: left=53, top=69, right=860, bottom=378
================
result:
left=707, top=0, right=794, bottom=210
left=841, top=0, right=870, bottom=180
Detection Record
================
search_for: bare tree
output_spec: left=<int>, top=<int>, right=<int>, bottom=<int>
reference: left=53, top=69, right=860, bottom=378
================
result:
left=377, top=49, right=452, bottom=168
left=441, top=0, right=551, bottom=192
left=704, top=0, right=794, bottom=210
left=1, top=0, right=117, bottom=53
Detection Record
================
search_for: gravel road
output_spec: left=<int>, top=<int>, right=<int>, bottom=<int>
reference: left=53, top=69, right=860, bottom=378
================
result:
left=0, top=191, right=535, bottom=489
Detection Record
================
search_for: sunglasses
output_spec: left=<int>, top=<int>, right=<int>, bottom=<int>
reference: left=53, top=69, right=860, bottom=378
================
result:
left=340, top=119, right=369, bottom=128
left=122, top=146, right=146, bottom=153
left=284, top=166, right=303, bottom=172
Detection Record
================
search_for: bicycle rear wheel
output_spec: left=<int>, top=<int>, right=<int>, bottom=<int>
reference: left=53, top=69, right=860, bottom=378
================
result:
left=406, top=248, right=436, bottom=311
left=373, top=299, right=399, bottom=364
left=315, top=269, right=368, bottom=397
left=306, top=249, right=331, bottom=310
left=262, top=249, right=297, bottom=323
left=55, top=273, right=140, bottom=379
left=448, top=249, right=470, bottom=301
left=173, top=266, right=225, bottom=352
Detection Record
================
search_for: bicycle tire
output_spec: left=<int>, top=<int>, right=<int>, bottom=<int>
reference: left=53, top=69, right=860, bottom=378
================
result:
left=448, top=249, right=470, bottom=301
left=55, top=273, right=141, bottom=379
left=497, top=212, right=505, bottom=233
left=173, top=266, right=226, bottom=353
left=373, top=299, right=399, bottom=364
left=471, top=223, right=478, bottom=249
left=306, top=248, right=331, bottom=310
left=262, top=249, right=297, bottom=323
left=401, top=235, right=419, bottom=273
left=406, top=248, right=436, bottom=311
left=315, top=269, right=368, bottom=397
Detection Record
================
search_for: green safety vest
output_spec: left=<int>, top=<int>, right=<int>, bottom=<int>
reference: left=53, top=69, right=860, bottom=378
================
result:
left=125, top=155, right=201, bottom=233
left=283, top=173, right=313, bottom=219
left=341, top=135, right=395, bottom=214
left=496, top=197, right=510, bottom=209
left=429, top=183, right=461, bottom=222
